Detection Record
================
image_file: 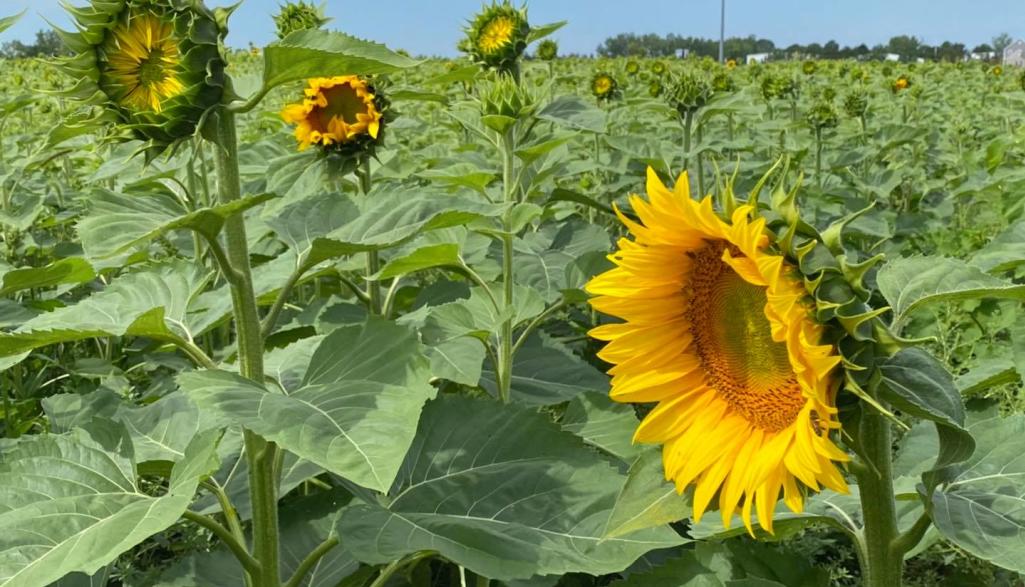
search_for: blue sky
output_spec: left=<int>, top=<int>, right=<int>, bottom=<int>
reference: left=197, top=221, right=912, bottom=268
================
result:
left=3, top=0, right=1022, bottom=56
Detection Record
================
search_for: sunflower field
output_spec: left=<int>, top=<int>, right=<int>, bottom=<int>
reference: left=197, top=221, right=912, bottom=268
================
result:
left=1, top=2, right=1025, bottom=586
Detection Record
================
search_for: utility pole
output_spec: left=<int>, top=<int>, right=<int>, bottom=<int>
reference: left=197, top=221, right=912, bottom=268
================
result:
left=718, top=0, right=725, bottom=63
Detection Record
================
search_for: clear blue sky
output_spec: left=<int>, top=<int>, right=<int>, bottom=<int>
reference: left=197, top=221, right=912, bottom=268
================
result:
left=3, top=0, right=1022, bottom=56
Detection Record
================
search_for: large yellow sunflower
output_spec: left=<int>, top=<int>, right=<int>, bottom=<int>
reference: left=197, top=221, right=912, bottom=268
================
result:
left=281, top=76, right=382, bottom=151
left=587, top=168, right=848, bottom=535
left=101, top=12, right=185, bottom=113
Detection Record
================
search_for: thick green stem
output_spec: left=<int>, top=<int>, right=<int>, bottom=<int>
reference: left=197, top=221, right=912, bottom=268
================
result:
left=696, top=119, right=705, bottom=196
left=211, top=110, right=280, bottom=587
left=497, top=128, right=516, bottom=404
left=854, top=405, right=903, bottom=587
left=682, top=109, right=694, bottom=178
left=358, top=160, right=382, bottom=314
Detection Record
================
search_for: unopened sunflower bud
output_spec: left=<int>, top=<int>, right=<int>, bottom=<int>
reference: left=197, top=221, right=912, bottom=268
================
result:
left=463, top=1, right=530, bottom=74
left=273, top=1, right=330, bottom=39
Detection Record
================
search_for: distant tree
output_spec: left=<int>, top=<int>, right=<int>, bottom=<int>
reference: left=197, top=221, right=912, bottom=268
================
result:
left=822, top=40, right=840, bottom=59
left=936, top=41, right=967, bottom=62
left=992, top=33, right=1013, bottom=54
left=886, top=35, right=922, bottom=60
left=973, top=43, right=994, bottom=53
left=0, top=30, right=71, bottom=58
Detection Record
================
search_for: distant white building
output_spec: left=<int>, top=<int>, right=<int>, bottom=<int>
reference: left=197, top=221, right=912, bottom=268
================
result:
left=884, top=53, right=901, bottom=62
left=970, top=51, right=996, bottom=61
left=1004, top=40, right=1025, bottom=67
left=746, top=53, right=769, bottom=64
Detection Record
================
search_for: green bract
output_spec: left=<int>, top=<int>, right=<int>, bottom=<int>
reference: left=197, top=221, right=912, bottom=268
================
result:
left=273, top=0, right=330, bottom=39
left=59, top=0, right=227, bottom=157
left=462, top=1, right=530, bottom=73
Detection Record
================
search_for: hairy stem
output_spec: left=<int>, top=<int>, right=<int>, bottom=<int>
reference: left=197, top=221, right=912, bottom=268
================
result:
left=358, top=159, right=382, bottom=314
left=497, top=128, right=517, bottom=404
left=211, top=110, right=279, bottom=587
left=853, top=401, right=903, bottom=587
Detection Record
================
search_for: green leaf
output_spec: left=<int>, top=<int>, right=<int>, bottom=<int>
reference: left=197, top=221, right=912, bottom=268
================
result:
left=876, top=256, right=1025, bottom=326
left=970, top=220, right=1025, bottom=274
left=603, top=449, right=692, bottom=539
left=538, top=96, right=607, bottom=133
left=264, top=191, right=358, bottom=259
left=0, top=258, right=94, bottom=297
left=424, top=337, right=486, bottom=387
left=43, top=390, right=205, bottom=464
left=0, top=428, right=214, bottom=587
left=308, top=188, right=502, bottom=263
left=561, top=391, right=642, bottom=462
left=337, top=395, right=683, bottom=581
left=0, top=261, right=208, bottom=358
left=878, top=348, right=975, bottom=486
left=375, top=243, right=461, bottom=279
left=930, top=413, right=1025, bottom=574
left=77, top=189, right=272, bottom=261
left=481, top=333, right=609, bottom=405
left=0, top=11, right=24, bottom=35
left=179, top=319, right=435, bottom=492
left=607, top=551, right=721, bottom=587
left=526, top=21, right=566, bottom=44
left=262, top=29, right=417, bottom=92
left=513, top=220, right=611, bottom=302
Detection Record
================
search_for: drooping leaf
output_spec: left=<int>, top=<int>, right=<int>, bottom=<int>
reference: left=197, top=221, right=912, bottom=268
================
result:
left=930, top=413, right=1025, bottom=574
left=179, top=319, right=435, bottom=492
left=876, top=256, right=1025, bottom=326
left=878, top=348, right=975, bottom=488
left=262, top=29, right=417, bottom=93
left=337, top=395, right=683, bottom=581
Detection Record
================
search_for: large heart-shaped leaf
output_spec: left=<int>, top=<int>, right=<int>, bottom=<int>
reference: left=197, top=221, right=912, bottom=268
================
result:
left=337, top=395, right=684, bottom=581
left=179, top=319, right=435, bottom=492
left=0, top=428, right=219, bottom=587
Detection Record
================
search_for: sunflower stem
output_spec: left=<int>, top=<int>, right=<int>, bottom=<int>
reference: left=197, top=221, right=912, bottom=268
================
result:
left=211, top=109, right=280, bottom=587
left=682, top=109, right=694, bottom=179
left=853, top=401, right=903, bottom=587
left=497, top=127, right=517, bottom=404
left=358, top=158, right=382, bottom=315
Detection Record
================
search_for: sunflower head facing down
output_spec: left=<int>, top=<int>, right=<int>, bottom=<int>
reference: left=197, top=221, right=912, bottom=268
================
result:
left=281, top=75, right=389, bottom=156
left=586, top=168, right=848, bottom=535
left=463, top=2, right=530, bottom=73
left=61, top=0, right=226, bottom=155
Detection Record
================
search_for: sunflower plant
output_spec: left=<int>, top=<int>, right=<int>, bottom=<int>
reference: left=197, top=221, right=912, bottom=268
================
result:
left=4, top=5, right=1025, bottom=587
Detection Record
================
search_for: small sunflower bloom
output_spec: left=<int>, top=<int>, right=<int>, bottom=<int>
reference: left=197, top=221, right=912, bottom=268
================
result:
left=891, top=75, right=911, bottom=93
left=725, top=58, right=737, bottom=70
left=592, top=71, right=619, bottom=102
left=281, top=75, right=386, bottom=154
left=626, top=60, right=641, bottom=76
left=587, top=168, right=849, bottom=535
